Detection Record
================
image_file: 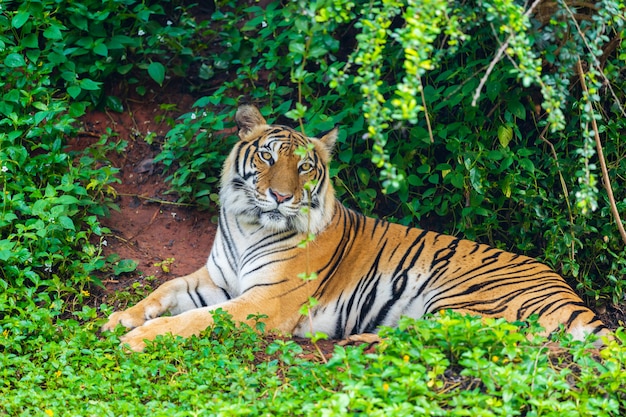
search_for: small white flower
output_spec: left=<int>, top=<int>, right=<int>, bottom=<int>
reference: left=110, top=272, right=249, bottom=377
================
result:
left=1, top=166, right=7, bottom=173
left=138, top=29, right=146, bottom=36
left=171, top=212, right=177, bottom=218
left=167, top=20, right=173, bottom=26
left=262, top=21, right=267, bottom=28
left=102, top=240, right=108, bottom=247
left=190, top=113, right=197, bottom=120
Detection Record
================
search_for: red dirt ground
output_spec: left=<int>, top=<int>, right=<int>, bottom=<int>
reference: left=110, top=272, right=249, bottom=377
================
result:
left=74, top=93, right=217, bottom=296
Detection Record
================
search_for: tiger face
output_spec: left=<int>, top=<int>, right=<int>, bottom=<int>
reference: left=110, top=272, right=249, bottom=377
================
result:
left=219, top=105, right=338, bottom=234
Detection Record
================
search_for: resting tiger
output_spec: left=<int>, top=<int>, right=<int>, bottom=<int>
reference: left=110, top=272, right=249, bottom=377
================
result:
left=103, top=104, right=608, bottom=351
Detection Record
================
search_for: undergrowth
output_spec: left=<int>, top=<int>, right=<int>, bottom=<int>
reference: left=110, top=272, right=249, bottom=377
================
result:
left=2, top=310, right=625, bottom=416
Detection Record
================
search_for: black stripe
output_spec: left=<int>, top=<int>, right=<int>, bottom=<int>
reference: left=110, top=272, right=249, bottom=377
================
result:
left=244, top=279, right=289, bottom=293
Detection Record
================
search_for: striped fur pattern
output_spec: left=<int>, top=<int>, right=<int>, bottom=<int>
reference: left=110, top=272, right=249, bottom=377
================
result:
left=103, top=105, right=608, bottom=351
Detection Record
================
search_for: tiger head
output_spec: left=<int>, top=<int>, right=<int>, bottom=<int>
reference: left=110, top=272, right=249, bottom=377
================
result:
left=220, top=105, right=338, bottom=234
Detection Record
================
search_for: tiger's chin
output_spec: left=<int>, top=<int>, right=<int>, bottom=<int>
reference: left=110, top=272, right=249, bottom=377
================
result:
left=259, top=210, right=290, bottom=230
left=259, top=210, right=307, bottom=233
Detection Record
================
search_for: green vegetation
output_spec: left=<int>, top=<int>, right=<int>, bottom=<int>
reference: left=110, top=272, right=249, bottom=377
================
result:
left=1, top=0, right=626, bottom=415
left=2, top=310, right=626, bottom=416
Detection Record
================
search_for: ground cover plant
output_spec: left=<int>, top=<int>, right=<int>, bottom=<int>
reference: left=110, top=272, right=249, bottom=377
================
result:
left=1, top=0, right=626, bottom=415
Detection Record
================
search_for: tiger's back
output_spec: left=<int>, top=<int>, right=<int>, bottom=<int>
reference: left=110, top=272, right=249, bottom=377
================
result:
left=300, top=203, right=605, bottom=340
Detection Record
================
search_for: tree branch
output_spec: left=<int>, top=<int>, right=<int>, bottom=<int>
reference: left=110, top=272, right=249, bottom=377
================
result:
left=576, top=59, right=626, bottom=246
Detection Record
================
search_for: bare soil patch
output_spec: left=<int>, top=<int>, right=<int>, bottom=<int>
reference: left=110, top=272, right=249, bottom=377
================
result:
left=72, top=93, right=217, bottom=302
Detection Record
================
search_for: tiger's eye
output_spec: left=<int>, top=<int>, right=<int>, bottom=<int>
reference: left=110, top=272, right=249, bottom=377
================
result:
left=259, top=151, right=273, bottom=163
left=299, top=162, right=313, bottom=173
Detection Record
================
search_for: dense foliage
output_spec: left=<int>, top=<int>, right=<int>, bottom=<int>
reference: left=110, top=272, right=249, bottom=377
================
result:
left=1, top=0, right=626, bottom=415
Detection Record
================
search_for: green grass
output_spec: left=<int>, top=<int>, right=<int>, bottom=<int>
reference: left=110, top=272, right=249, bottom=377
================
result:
left=2, top=309, right=626, bottom=416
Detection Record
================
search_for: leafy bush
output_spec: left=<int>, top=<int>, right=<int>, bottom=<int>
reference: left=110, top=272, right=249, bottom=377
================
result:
left=0, top=11, right=108, bottom=312
left=0, top=0, right=200, bottom=312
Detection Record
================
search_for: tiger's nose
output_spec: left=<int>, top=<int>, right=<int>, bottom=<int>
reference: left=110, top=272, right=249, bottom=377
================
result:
left=269, top=189, right=292, bottom=204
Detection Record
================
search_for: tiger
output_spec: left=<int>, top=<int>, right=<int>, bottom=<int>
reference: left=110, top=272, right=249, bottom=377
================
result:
left=102, top=104, right=608, bottom=351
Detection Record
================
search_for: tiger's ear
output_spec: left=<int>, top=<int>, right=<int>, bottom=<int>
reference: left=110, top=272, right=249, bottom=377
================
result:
left=235, top=105, right=267, bottom=138
left=319, top=126, right=339, bottom=155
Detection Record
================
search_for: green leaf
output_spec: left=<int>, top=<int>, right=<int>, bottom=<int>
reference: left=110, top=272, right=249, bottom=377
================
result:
left=339, top=148, right=352, bottom=164
left=469, top=167, right=484, bottom=194
left=12, top=11, right=30, bottom=29
left=113, top=259, right=138, bottom=275
left=289, top=42, right=305, bottom=56
left=34, top=111, right=48, bottom=125
left=507, top=100, right=526, bottom=120
left=407, top=174, right=423, bottom=186
left=519, top=158, right=535, bottom=173
left=69, top=13, right=89, bottom=31
left=497, top=125, right=513, bottom=148
left=55, top=195, right=80, bottom=205
left=69, top=102, right=87, bottom=118
left=58, top=216, right=75, bottom=231
left=106, top=95, right=124, bottom=113
left=21, top=34, right=39, bottom=49
left=93, top=43, right=108, bottom=57
left=48, top=51, right=67, bottom=64
left=449, top=171, right=464, bottom=189
left=148, top=62, right=166, bottom=86
left=117, top=64, right=133, bottom=75
left=67, top=85, right=82, bottom=99
left=357, top=167, right=370, bottom=185
left=43, top=25, right=64, bottom=40
left=79, top=78, right=101, bottom=91
left=5, top=53, right=25, bottom=68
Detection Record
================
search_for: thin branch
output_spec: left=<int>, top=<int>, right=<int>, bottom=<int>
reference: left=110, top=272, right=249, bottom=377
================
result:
left=471, top=32, right=511, bottom=107
left=116, top=193, right=196, bottom=207
left=417, top=74, right=434, bottom=143
left=472, top=0, right=543, bottom=107
left=560, top=0, right=626, bottom=118
left=576, top=59, right=626, bottom=246
left=537, top=123, right=576, bottom=260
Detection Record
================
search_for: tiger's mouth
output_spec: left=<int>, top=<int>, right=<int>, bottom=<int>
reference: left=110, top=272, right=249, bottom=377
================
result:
left=265, top=209, right=285, bottom=219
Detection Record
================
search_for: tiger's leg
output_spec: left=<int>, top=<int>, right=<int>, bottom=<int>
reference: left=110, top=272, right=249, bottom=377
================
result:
left=102, top=267, right=229, bottom=332
left=114, top=288, right=305, bottom=352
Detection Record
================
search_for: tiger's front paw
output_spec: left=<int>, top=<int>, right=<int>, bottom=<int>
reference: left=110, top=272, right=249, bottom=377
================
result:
left=102, top=307, right=148, bottom=332
left=102, top=299, right=168, bottom=332
left=119, top=316, right=183, bottom=352
left=118, top=310, right=213, bottom=352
